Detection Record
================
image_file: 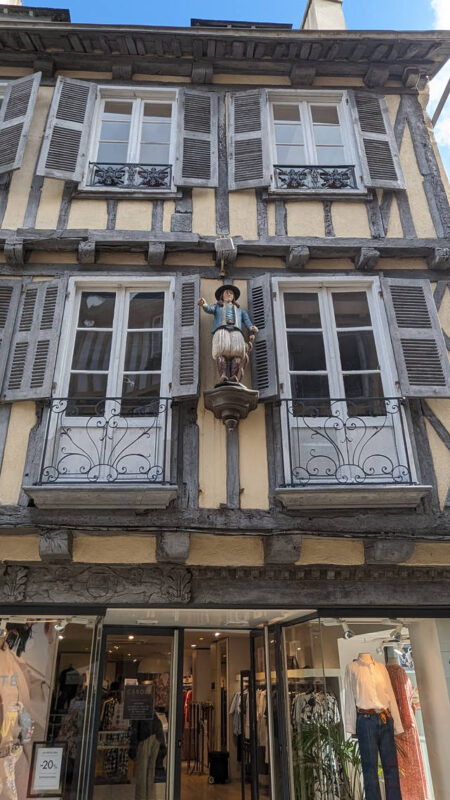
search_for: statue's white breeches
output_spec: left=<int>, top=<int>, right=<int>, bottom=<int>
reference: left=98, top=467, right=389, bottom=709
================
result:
left=212, top=329, right=246, bottom=359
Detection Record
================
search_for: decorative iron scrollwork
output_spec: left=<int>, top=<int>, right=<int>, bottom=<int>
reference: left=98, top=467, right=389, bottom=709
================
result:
left=90, top=163, right=172, bottom=189
left=274, top=164, right=357, bottom=191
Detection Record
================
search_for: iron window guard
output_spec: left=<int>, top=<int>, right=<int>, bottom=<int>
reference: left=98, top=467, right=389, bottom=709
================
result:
left=274, top=164, right=357, bottom=190
left=88, top=162, right=172, bottom=189
left=278, top=396, right=414, bottom=487
left=37, top=397, right=172, bottom=485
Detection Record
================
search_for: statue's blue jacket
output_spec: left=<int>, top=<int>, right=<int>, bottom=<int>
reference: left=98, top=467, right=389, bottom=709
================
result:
left=202, top=303, right=255, bottom=334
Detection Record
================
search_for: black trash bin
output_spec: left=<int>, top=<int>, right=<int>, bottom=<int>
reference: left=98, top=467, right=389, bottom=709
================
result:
left=208, top=750, right=229, bottom=784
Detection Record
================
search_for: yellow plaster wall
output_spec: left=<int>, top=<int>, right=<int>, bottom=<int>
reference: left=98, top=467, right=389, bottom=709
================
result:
left=0, top=68, right=32, bottom=78
left=313, top=77, right=365, bottom=87
left=198, top=279, right=227, bottom=508
left=68, top=199, right=108, bottom=229
left=35, top=179, right=64, bottom=230
left=0, top=535, right=40, bottom=562
left=212, top=75, right=290, bottom=85
left=405, top=543, right=450, bottom=566
left=400, top=124, right=436, bottom=238
left=116, top=200, right=152, bottom=230
left=73, top=534, right=157, bottom=563
left=0, top=402, right=36, bottom=505
left=164, top=253, right=212, bottom=267
left=425, top=416, right=449, bottom=510
left=385, top=94, right=401, bottom=127
left=286, top=201, right=324, bottom=237
left=229, top=191, right=258, bottom=240
left=381, top=258, right=427, bottom=271
left=56, top=71, right=112, bottom=80
left=96, top=252, right=146, bottom=266
left=332, top=201, right=370, bottom=238
left=187, top=534, right=264, bottom=566
left=28, top=251, right=76, bottom=264
left=305, top=258, right=354, bottom=270
left=192, top=188, right=216, bottom=236
left=2, top=86, right=52, bottom=230
left=236, top=256, right=284, bottom=268
left=239, top=404, right=269, bottom=509
left=437, top=285, right=449, bottom=335
left=163, top=200, right=175, bottom=233
left=386, top=196, right=403, bottom=238
left=133, top=75, right=191, bottom=83
left=297, top=537, right=365, bottom=565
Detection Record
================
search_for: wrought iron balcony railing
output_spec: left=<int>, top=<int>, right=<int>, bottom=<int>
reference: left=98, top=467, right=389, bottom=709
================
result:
left=278, top=397, right=414, bottom=488
left=88, top=162, right=172, bottom=189
left=37, top=397, right=172, bottom=485
left=274, top=164, right=357, bottom=190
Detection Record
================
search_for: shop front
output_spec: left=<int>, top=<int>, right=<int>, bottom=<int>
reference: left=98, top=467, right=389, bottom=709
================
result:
left=0, top=606, right=449, bottom=800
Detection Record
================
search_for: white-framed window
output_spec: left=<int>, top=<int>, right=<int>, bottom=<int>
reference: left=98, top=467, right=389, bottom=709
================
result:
left=268, top=90, right=362, bottom=192
left=272, top=276, right=416, bottom=485
left=84, top=88, right=177, bottom=191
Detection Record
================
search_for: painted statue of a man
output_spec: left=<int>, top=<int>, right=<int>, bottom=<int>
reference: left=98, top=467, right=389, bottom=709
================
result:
left=198, top=285, right=258, bottom=384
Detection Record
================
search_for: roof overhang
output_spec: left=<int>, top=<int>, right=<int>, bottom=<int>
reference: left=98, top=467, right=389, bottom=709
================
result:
left=0, top=24, right=448, bottom=86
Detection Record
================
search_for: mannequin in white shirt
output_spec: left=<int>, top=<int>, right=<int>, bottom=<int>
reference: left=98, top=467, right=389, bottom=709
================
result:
left=344, top=653, right=402, bottom=800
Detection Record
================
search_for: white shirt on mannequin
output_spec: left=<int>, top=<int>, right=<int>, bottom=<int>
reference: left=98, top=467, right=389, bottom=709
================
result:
left=344, top=653, right=403, bottom=735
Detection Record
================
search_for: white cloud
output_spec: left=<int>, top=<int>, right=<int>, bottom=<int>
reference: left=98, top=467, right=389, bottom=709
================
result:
left=428, top=0, right=450, bottom=167
left=430, top=0, right=450, bottom=29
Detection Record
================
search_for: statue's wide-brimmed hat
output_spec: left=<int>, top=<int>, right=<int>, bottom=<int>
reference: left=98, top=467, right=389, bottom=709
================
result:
left=215, top=284, right=240, bottom=301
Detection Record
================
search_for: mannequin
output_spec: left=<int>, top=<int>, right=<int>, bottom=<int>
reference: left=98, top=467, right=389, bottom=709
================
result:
left=344, top=653, right=403, bottom=800
left=129, top=714, right=166, bottom=800
left=0, top=636, right=31, bottom=800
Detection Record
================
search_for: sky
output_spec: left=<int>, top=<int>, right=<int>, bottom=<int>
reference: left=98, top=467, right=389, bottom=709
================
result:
left=27, top=0, right=450, bottom=175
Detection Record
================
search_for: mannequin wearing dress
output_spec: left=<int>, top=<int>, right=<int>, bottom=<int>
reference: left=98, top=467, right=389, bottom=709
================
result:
left=0, top=638, right=31, bottom=800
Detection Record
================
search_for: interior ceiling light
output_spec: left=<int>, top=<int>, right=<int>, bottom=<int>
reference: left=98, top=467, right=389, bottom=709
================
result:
left=214, top=632, right=221, bottom=637
left=128, top=635, right=135, bottom=640
left=54, top=620, right=67, bottom=633
left=341, top=620, right=355, bottom=639
left=391, top=623, right=403, bottom=642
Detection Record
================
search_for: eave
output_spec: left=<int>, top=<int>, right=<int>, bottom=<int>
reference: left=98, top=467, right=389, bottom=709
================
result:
left=0, top=24, right=448, bottom=86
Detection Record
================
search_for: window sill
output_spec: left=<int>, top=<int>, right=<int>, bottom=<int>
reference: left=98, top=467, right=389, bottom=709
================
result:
left=266, top=188, right=369, bottom=201
left=274, top=484, right=431, bottom=511
left=74, top=187, right=182, bottom=200
left=24, top=484, right=178, bottom=510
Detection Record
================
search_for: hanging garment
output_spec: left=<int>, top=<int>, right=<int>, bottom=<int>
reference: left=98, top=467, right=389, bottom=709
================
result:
left=386, top=664, right=430, bottom=800
left=0, top=645, right=30, bottom=800
left=0, top=744, right=22, bottom=800
left=292, top=689, right=343, bottom=800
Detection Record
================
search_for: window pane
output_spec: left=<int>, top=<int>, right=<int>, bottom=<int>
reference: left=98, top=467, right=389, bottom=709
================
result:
left=77, top=292, right=115, bottom=328
left=143, top=102, right=172, bottom=119
left=100, top=120, right=131, bottom=141
left=338, top=331, right=379, bottom=371
left=288, top=332, right=326, bottom=371
left=344, top=373, right=385, bottom=416
left=313, top=124, right=342, bottom=146
left=316, top=146, right=346, bottom=165
left=128, top=292, right=165, bottom=329
left=68, top=372, right=108, bottom=406
left=141, top=121, right=171, bottom=143
left=104, top=101, right=133, bottom=117
left=97, top=142, right=129, bottom=162
left=139, top=143, right=170, bottom=164
left=273, top=103, right=300, bottom=121
left=122, top=372, right=161, bottom=400
left=311, top=105, right=339, bottom=124
left=72, top=331, right=112, bottom=371
left=332, top=292, right=372, bottom=327
left=274, top=123, right=303, bottom=145
left=124, top=332, right=163, bottom=371
left=284, top=293, right=321, bottom=328
left=290, top=374, right=331, bottom=415
left=276, top=144, right=305, bottom=165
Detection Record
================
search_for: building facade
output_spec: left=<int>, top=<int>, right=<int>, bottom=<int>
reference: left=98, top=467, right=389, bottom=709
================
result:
left=0, top=1, right=449, bottom=799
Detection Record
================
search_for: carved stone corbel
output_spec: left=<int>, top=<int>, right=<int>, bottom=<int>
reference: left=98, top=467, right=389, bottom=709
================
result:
left=39, top=530, right=73, bottom=562
left=286, top=245, right=310, bottom=270
left=263, top=534, right=302, bottom=565
left=77, top=239, right=96, bottom=265
left=427, top=247, right=450, bottom=272
left=354, top=247, right=380, bottom=272
left=191, top=61, right=213, bottom=83
left=33, top=56, right=55, bottom=79
left=204, top=385, right=259, bottom=430
left=147, top=242, right=165, bottom=266
left=290, top=65, right=316, bottom=86
left=214, top=237, right=237, bottom=269
left=112, top=63, right=133, bottom=81
left=156, top=531, right=191, bottom=564
left=402, top=67, right=426, bottom=90
left=4, top=237, right=24, bottom=267
left=364, top=65, right=390, bottom=89
left=364, top=540, right=415, bottom=565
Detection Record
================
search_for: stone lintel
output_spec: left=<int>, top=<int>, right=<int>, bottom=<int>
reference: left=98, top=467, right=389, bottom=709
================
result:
left=263, top=534, right=302, bottom=565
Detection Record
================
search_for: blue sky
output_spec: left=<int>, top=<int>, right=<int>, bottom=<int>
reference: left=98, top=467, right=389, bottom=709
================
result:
left=30, top=0, right=450, bottom=175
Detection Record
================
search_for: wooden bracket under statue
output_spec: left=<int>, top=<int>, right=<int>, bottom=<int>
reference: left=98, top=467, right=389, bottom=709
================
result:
left=203, top=385, right=259, bottom=430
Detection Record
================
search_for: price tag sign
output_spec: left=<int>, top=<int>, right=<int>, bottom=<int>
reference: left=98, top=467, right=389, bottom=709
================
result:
left=28, top=742, right=67, bottom=797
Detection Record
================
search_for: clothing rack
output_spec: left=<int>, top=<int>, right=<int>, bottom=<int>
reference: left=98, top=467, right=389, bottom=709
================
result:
left=186, top=702, right=214, bottom=775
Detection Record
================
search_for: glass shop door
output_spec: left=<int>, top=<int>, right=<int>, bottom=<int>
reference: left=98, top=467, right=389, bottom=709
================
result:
left=89, top=627, right=181, bottom=800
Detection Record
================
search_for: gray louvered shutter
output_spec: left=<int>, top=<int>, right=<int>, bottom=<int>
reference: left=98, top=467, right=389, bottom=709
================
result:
left=348, top=91, right=405, bottom=190
left=247, top=274, right=278, bottom=400
left=228, top=89, right=270, bottom=191
left=37, top=77, right=96, bottom=181
left=0, top=280, right=22, bottom=392
left=0, top=72, right=41, bottom=175
left=381, top=278, right=450, bottom=397
left=1, top=278, right=68, bottom=401
left=174, top=90, right=218, bottom=188
left=172, top=275, right=200, bottom=398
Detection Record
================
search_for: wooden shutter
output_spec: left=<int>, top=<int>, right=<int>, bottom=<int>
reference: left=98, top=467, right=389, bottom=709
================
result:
left=348, top=91, right=405, bottom=190
left=228, top=89, right=270, bottom=191
left=247, top=274, right=278, bottom=400
left=0, top=72, right=41, bottom=175
left=37, top=77, right=96, bottom=181
left=171, top=275, right=200, bottom=399
left=0, top=280, right=22, bottom=392
left=381, top=278, right=450, bottom=397
left=174, top=90, right=218, bottom=188
left=2, top=278, right=68, bottom=401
